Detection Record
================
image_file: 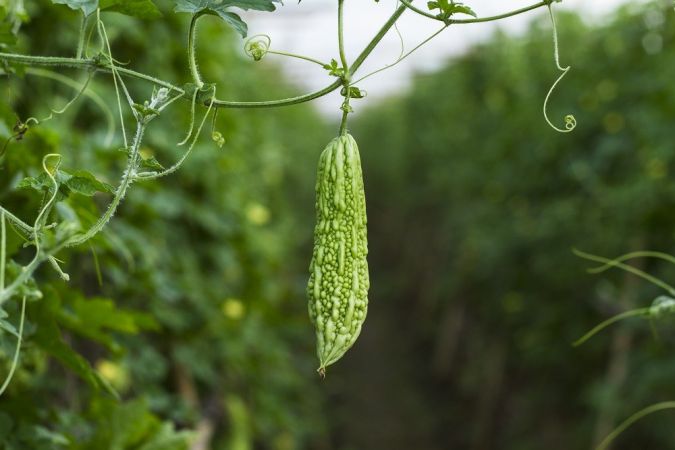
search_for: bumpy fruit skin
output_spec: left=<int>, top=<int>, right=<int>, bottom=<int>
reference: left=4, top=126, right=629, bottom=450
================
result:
left=307, top=134, right=369, bottom=374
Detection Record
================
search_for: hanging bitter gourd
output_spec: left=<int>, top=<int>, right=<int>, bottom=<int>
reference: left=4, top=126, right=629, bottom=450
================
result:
left=307, top=133, right=369, bottom=375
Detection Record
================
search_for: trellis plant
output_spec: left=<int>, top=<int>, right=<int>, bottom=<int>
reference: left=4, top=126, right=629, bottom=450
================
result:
left=0, top=0, right=586, bottom=406
left=8, top=0, right=671, bottom=447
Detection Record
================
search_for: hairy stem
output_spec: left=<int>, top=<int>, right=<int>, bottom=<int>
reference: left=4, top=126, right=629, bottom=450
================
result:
left=188, top=13, right=204, bottom=87
left=76, top=13, right=89, bottom=59
left=66, top=120, right=146, bottom=247
left=1, top=210, right=5, bottom=291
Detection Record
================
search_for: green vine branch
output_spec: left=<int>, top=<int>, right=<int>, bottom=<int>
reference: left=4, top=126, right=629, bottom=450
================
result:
left=0, top=0, right=583, bottom=395
left=400, top=0, right=556, bottom=24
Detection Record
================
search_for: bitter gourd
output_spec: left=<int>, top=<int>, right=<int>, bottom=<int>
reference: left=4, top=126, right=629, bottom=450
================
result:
left=307, top=133, right=369, bottom=375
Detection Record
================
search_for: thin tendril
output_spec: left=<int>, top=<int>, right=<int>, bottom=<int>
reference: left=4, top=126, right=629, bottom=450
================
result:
left=596, top=402, right=675, bottom=450
left=28, top=71, right=95, bottom=125
left=97, top=11, right=128, bottom=147
left=34, top=154, right=62, bottom=238
left=543, top=3, right=576, bottom=133
left=393, top=1, right=405, bottom=61
left=90, top=243, right=103, bottom=287
left=573, top=249, right=675, bottom=296
left=244, top=34, right=329, bottom=67
left=0, top=296, right=27, bottom=396
left=136, top=90, right=216, bottom=180
left=352, top=24, right=448, bottom=85
left=587, top=251, right=675, bottom=274
left=25, top=67, right=116, bottom=147
left=573, top=308, right=650, bottom=347
left=49, top=71, right=93, bottom=115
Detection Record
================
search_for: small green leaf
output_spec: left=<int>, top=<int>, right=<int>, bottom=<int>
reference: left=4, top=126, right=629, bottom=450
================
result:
left=0, top=318, right=20, bottom=338
left=139, top=155, right=165, bottom=171
left=51, top=0, right=99, bottom=16
left=100, top=0, right=162, bottom=19
left=323, top=59, right=344, bottom=77
left=427, top=0, right=476, bottom=20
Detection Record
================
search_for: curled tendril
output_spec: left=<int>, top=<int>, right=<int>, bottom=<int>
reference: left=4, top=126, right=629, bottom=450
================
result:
left=543, top=3, right=577, bottom=133
left=340, top=86, right=367, bottom=99
left=244, top=34, right=271, bottom=62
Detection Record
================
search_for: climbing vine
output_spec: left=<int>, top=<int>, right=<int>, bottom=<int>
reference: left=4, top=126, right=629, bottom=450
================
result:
left=2, top=0, right=666, bottom=448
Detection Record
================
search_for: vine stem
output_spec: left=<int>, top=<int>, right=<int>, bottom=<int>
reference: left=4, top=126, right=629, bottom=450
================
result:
left=1, top=210, right=5, bottom=291
left=337, top=0, right=349, bottom=73
left=75, top=13, right=89, bottom=59
left=0, top=207, right=33, bottom=236
left=0, top=52, right=182, bottom=94
left=65, top=120, right=146, bottom=247
left=0, top=296, right=26, bottom=396
left=188, top=13, right=205, bottom=88
left=214, top=2, right=410, bottom=107
left=399, top=0, right=554, bottom=24
left=0, top=0, right=556, bottom=111
left=0, top=3, right=408, bottom=109
left=349, top=4, right=407, bottom=76
left=339, top=108, right=349, bottom=136
left=0, top=154, right=64, bottom=306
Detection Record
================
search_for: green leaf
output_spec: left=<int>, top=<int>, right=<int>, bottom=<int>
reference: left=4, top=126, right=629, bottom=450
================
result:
left=85, top=399, right=190, bottom=449
left=32, top=294, right=118, bottom=397
left=51, top=0, right=99, bottom=16
left=139, top=155, right=165, bottom=171
left=65, top=170, right=115, bottom=196
left=427, top=0, right=476, bottom=19
left=173, top=0, right=282, bottom=37
left=0, top=317, right=20, bottom=338
left=18, top=169, right=113, bottom=198
left=58, top=296, right=159, bottom=351
left=0, top=22, right=18, bottom=47
left=100, top=0, right=162, bottom=19
left=137, top=423, right=193, bottom=450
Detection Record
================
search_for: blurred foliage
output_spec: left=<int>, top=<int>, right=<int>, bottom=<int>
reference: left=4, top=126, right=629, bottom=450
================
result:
left=2, top=1, right=675, bottom=450
left=336, top=2, right=675, bottom=449
left=0, top=1, right=328, bottom=448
